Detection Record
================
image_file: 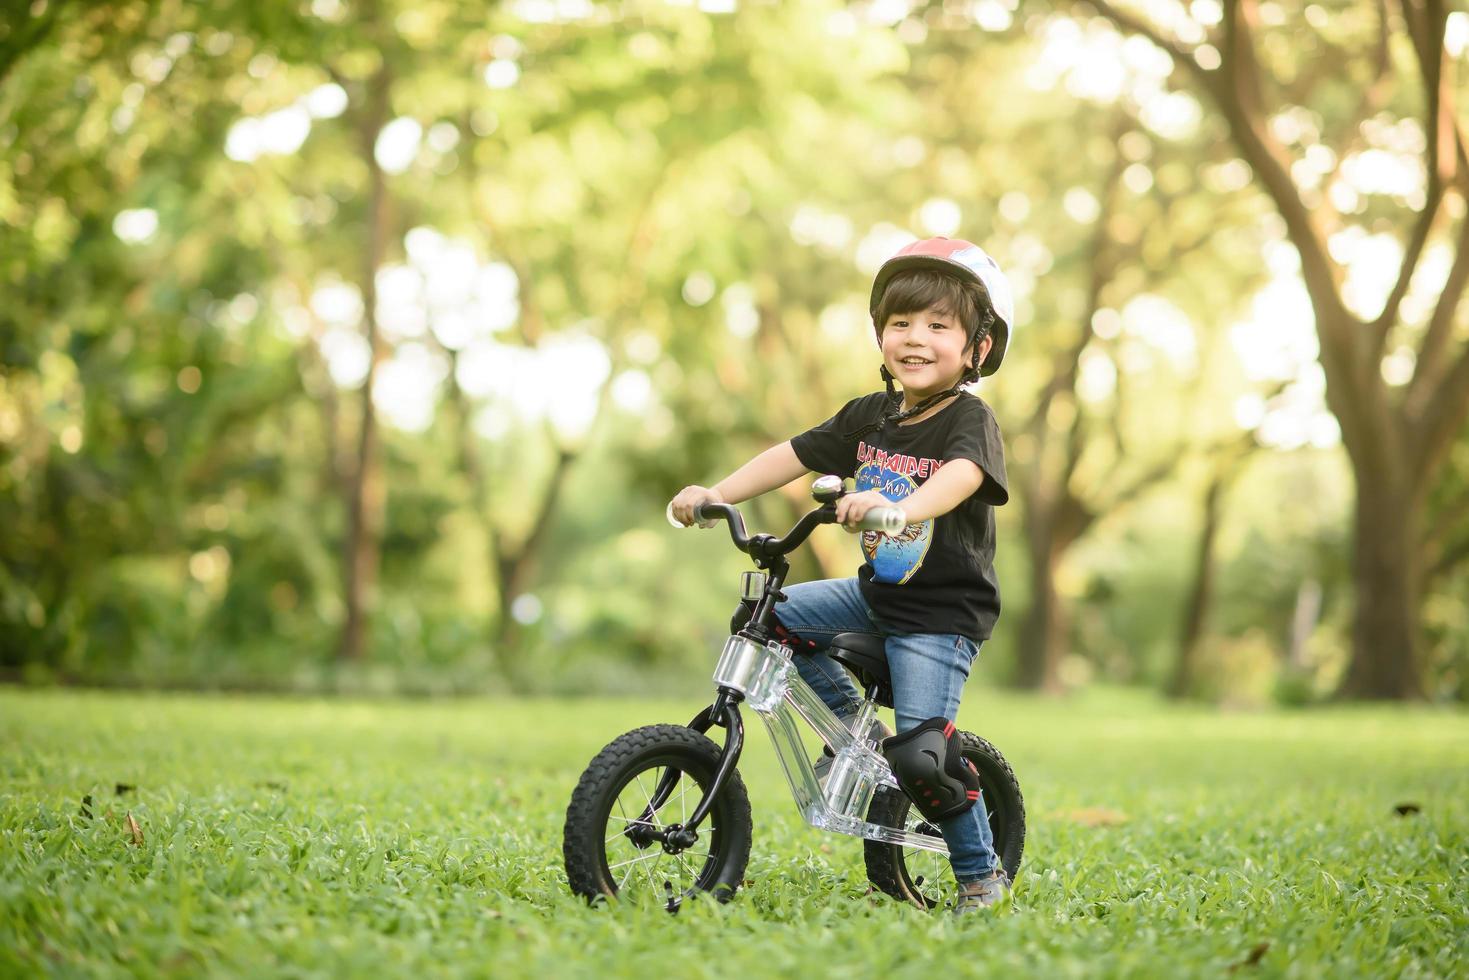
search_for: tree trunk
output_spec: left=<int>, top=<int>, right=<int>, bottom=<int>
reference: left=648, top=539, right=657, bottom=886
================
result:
left=487, top=445, right=577, bottom=673
left=1168, top=472, right=1227, bottom=699
left=1287, top=579, right=1323, bottom=670
left=337, top=66, right=391, bottom=663
left=1016, top=524, right=1066, bottom=693
left=491, top=555, right=533, bottom=666
left=1078, top=0, right=1469, bottom=701
left=491, top=569, right=524, bottom=667
left=1337, top=470, right=1425, bottom=698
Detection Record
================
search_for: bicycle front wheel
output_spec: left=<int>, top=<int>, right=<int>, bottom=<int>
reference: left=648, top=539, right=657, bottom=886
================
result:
left=563, top=724, right=752, bottom=909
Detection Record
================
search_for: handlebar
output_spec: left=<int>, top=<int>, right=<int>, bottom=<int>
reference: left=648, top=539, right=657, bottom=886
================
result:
left=664, top=498, right=907, bottom=561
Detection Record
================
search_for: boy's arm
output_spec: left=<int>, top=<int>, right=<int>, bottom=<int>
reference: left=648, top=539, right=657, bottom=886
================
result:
left=835, top=459, right=983, bottom=528
left=670, top=442, right=809, bottom=525
left=712, top=441, right=809, bottom=504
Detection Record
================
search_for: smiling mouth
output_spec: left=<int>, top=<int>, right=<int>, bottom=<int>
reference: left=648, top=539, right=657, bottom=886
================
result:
left=898, top=357, right=933, bottom=366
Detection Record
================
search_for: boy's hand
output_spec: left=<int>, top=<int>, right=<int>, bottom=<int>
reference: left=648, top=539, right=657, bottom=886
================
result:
left=670, top=485, right=724, bottom=527
left=835, top=489, right=892, bottom=533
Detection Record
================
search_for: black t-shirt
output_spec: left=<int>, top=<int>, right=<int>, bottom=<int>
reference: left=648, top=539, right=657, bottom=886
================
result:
left=790, top=391, right=1009, bottom=641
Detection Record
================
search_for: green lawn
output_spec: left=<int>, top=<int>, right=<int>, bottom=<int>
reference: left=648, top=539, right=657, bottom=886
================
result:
left=2, top=687, right=1466, bottom=978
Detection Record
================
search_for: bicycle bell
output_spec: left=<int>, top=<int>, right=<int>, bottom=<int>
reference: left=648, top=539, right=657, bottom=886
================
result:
left=811, top=474, right=844, bottom=503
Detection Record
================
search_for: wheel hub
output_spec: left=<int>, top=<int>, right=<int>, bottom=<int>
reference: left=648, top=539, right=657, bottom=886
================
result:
left=662, top=824, right=699, bottom=853
left=624, top=820, right=658, bottom=849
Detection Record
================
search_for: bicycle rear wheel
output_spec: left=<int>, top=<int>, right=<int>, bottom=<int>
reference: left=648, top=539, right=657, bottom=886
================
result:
left=563, top=724, right=752, bottom=910
left=864, top=730, right=1025, bottom=909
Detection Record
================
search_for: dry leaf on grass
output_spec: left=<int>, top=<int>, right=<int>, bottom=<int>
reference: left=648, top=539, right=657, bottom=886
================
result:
left=1228, top=942, right=1270, bottom=971
left=1056, top=807, right=1129, bottom=827
left=125, top=812, right=144, bottom=846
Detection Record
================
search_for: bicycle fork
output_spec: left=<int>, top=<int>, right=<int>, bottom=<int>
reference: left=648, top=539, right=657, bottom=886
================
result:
left=627, top=689, right=744, bottom=851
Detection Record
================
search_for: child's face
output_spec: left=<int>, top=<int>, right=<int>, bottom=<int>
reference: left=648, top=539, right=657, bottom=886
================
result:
left=879, top=305, right=985, bottom=402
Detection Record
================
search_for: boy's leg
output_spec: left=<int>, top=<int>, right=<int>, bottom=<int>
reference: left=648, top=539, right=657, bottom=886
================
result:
left=884, top=632, right=998, bottom=881
left=770, top=578, right=877, bottom=717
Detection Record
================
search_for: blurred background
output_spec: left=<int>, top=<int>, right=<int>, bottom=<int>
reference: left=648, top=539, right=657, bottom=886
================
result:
left=2, top=0, right=1466, bottom=703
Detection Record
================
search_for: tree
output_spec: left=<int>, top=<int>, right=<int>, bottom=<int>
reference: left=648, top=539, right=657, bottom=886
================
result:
left=1420, top=423, right=1469, bottom=696
left=0, top=1, right=313, bottom=676
left=326, top=19, right=393, bottom=665
left=1168, top=442, right=1262, bottom=699
left=1077, top=1, right=1469, bottom=698
left=826, top=15, right=1275, bottom=689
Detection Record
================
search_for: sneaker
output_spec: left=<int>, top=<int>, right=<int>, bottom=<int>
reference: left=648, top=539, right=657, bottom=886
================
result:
left=953, top=869, right=1011, bottom=914
left=814, top=718, right=895, bottom=784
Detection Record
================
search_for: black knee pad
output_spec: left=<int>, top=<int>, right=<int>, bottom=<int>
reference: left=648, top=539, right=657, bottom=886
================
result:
left=881, top=717, right=980, bottom=821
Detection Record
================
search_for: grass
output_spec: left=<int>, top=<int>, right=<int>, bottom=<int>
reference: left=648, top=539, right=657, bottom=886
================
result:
left=2, top=686, right=1466, bottom=978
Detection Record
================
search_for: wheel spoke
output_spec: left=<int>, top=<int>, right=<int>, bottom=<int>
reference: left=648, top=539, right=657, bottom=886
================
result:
left=895, top=798, right=954, bottom=907
left=642, top=850, right=663, bottom=896
left=615, top=794, right=631, bottom=829
left=673, top=838, right=713, bottom=886
left=605, top=813, right=657, bottom=836
left=606, top=813, right=658, bottom=825
left=617, top=859, right=646, bottom=893
left=609, top=850, right=663, bottom=872
left=634, top=769, right=657, bottom=820
left=622, top=858, right=652, bottom=899
left=605, top=821, right=653, bottom=845
left=595, top=751, right=731, bottom=903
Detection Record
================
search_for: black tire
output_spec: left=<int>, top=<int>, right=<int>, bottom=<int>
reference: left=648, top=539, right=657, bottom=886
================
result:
left=864, top=730, right=1025, bottom=909
left=563, top=724, right=752, bottom=909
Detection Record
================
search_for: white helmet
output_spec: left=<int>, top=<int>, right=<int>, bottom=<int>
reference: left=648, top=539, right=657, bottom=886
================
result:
left=869, top=237, right=1015, bottom=376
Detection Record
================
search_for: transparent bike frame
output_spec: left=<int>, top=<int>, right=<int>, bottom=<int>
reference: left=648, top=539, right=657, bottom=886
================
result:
left=711, top=632, right=949, bottom=855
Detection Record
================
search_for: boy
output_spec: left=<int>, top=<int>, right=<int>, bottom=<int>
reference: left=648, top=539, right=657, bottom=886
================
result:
left=670, top=237, right=1014, bottom=913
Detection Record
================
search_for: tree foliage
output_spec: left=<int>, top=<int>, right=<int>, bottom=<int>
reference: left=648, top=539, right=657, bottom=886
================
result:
left=2, top=1, right=1464, bottom=700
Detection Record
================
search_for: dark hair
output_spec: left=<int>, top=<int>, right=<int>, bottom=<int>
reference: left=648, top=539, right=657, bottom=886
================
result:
left=873, top=269, right=996, bottom=350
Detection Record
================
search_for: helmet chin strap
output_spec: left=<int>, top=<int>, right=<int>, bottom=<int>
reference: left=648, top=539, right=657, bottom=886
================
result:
left=844, top=348, right=981, bottom=441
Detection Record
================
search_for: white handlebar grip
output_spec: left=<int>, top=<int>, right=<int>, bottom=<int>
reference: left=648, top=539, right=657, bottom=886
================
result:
left=862, top=507, right=907, bottom=534
left=667, top=501, right=717, bottom=528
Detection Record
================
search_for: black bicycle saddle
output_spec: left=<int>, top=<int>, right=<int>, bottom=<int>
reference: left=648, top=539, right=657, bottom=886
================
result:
left=826, top=633, right=893, bottom=709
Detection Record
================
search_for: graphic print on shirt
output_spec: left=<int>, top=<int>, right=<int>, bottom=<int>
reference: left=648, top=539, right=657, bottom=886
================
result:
left=855, top=459, right=933, bottom=584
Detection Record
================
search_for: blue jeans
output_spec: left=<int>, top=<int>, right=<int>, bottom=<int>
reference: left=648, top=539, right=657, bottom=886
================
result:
left=773, top=577, right=997, bottom=880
